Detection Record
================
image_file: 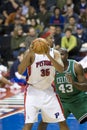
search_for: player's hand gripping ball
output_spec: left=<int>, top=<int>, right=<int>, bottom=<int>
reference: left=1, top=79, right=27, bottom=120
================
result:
left=32, top=38, right=49, bottom=54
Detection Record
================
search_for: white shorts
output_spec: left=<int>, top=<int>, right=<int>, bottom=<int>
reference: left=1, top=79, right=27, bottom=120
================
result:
left=24, top=86, right=65, bottom=123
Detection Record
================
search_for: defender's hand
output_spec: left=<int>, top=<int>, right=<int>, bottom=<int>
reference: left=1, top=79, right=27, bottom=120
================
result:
left=66, top=73, right=74, bottom=84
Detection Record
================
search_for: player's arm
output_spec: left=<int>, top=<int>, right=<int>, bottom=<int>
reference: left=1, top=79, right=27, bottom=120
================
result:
left=46, top=49, right=64, bottom=73
left=67, top=62, right=87, bottom=91
left=0, top=74, right=13, bottom=86
left=16, top=48, right=35, bottom=79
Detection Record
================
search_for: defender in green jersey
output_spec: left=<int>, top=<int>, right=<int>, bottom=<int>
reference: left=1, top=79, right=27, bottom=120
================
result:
left=55, top=48, right=87, bottom=124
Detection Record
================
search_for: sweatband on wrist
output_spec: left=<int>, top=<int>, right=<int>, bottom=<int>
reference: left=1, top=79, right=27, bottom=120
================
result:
left=15, top=72, right=26, bottom=80
left=15, top=72, right=23, bottom=79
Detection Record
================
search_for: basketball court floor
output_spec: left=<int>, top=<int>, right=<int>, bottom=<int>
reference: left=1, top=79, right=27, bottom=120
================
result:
left=0, top=85, right=87, bottom=130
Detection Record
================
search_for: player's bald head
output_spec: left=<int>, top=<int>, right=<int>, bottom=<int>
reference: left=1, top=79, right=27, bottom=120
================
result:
left=58, top=48, right=68, bottom=54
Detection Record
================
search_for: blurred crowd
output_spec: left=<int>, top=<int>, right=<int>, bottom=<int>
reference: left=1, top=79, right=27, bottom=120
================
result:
left=0, top=0, right=87, bottom=84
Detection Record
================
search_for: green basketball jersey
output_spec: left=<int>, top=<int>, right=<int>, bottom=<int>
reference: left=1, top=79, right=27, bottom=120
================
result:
left=54, top=59, right=85, bottom=103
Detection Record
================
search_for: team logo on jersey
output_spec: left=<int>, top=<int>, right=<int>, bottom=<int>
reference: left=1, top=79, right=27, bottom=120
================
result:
left=56, top=76, right=68, bottom=84
left=55, top=112, right=59, bottom=118
left=36, top=60, right=52, bottom=68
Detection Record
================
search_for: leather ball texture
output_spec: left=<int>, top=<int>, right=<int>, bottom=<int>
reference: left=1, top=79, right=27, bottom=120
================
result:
left=32, top=38, right=49, bottom=54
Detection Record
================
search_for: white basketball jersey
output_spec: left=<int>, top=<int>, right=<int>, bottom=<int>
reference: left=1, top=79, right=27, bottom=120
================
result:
left=27, top=48, right=55, bottom=90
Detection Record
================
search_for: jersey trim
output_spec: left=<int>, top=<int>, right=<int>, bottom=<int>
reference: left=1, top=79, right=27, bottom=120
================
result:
left=72, top=60, right=76, bottom=77
left=24, top=84, right=29, bottom=120
left=79, top=113, right=87, bottom=123
left=63, top=60, right=70, bottom=73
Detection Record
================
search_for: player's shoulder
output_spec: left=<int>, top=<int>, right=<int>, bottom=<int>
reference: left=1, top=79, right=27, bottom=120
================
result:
left=68, top=59, right=78, bottom=64
left=74, top=60, right=82, bottom=67
left=74, top=60, right=83, bottom=73
left=67, top=59, right=82, bottom=71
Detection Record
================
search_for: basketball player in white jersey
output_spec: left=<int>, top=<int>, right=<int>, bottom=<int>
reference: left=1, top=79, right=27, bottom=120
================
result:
left=16, top=31, right=69, bottom=130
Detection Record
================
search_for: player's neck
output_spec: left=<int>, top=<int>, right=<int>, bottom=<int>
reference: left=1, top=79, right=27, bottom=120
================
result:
left=64, top=61, right=69, bottom=71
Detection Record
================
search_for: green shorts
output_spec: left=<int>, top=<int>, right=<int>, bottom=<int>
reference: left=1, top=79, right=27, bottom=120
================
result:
left=62, top=93, right=87, bottom=123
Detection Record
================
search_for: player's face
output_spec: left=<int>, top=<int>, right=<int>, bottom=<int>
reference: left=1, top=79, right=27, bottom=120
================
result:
left=59, top=49, right=68, bottom=63
left=46, top=35, right=54, bottom=48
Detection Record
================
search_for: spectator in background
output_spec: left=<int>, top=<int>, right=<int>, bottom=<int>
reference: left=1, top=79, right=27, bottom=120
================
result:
left=2, top=0, right=19, bottom=20
left=62, top=0, right=74, bottom=15
left=21, top=0, right=37, bottom=22
left=11, top=25, right=26, bottom=59
left=10, top=49, right=25, bottom=79
left=74, top=24, right=87, bottom=45
left=25, top=27, right=38, bottom=50
left=64, top=6, right=79, bottom=23
left=10, top=49, right=27, bottom=85
left=57, top=0, right=66, bottom=10
left=46, top=0, right=57, bottom=11
left=26, top=6, right=38, bottom=24
left=29, top=18, right=44, bottom=36
left=21, top=0, right=30, bottom=17
left=61, top=28, right=78, bottom=59
left=6, top=16, right=23, bottom=35
left=5, top=6, right=26, bottom=26
left=79, top=0, right=87, bottom=15
left=38, top=0, right=46, bottom=5
left=64, top=16, right=78, bottom=34
left=49, top=7, right=65, bottom=29
left=79, top=7, right=87, bottom=29
left=30, top=0, right=39, bottom=13
left=54, top=26, right=64, bottom=50
left=38, top=3, right=51, bottom=28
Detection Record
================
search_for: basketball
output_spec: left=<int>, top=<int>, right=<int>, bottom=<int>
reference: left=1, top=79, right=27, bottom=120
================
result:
left=32, top=38, right=49, bottom=54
